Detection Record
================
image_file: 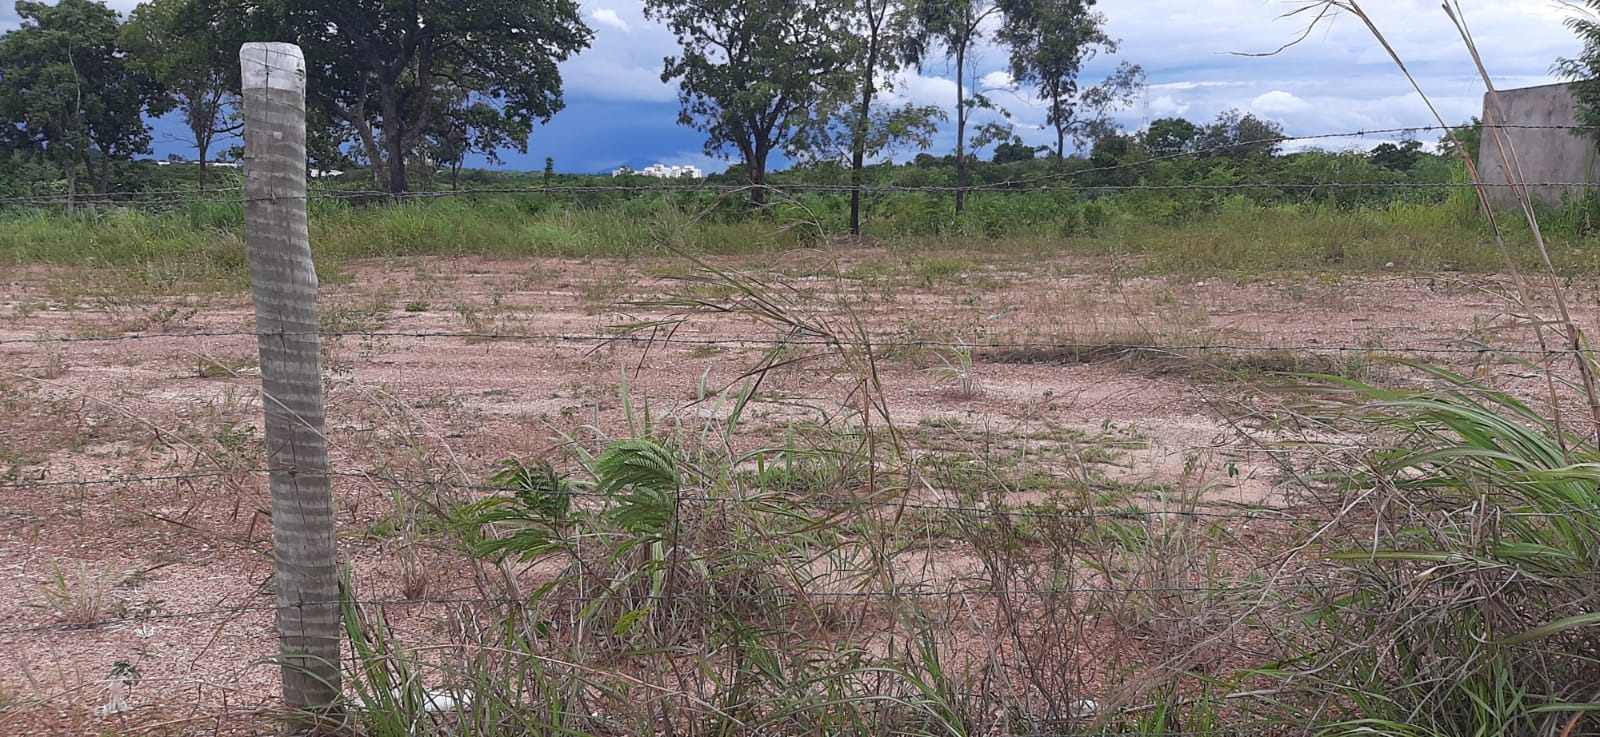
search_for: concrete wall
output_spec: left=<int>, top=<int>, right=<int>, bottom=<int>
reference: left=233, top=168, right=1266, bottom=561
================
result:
left=1479, top=82, right=1599, bottom=208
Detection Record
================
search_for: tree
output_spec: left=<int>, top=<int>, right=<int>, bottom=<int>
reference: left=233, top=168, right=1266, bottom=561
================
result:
left=646, top=0, right=853, bottom=205
left=0, top=0, right=156, bottom=210
left=423, top=88, right=524, bottom=191
left=1068, top=61, right=1144, bottom=153
left=1368, top=139, right=1423, bottom=172
left=1195, top=109, right=1285, bottom=159
left=1438, top=117, right=1483, bottom=164
left=121, top=0, right=241, bottom=188
left=1141, top=116, right=1200, bottom=157
left=991, top=137, right=1039, bottom=163
left=908, top=0, right=1007, bottom=213
left=1555, top=5, right=1600, bottom=144
left=833, top=0, right=934, bottom=234
left=998, top=0, right=1132, bottom=165
left=199, top=0, right=592, bottom=193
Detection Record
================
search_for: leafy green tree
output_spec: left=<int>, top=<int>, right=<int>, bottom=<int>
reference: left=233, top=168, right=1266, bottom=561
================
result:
left=1195, top=109, right=1285, bottom=159
left=1368, top=139, right=1423, bottom=172
left=121, top=0, right=241, bottom=188
left=1438, top=117, right=1483, bottom=164
left=835, top=0, right=937, bottom=233
left=991, top=137, right=1039, bottom=163
left=198, top=0, right=592, bottom=193
left=0, top=0, right=156, bottom=208
left=422, top=86, right=525, bottom=191
left=1555, top=6, right=1600, bottom=143
left=1140, top=116, right=1200, bottom=157
left=646, top=0, right=853, bottom=205
left=998, top=0, right=1132, bottom=165
left=1286, top=149, right=1403, bottom=208
left=908, top=0, right=1007, bottom=213
left=1069, top=61, right=1144, bottom=152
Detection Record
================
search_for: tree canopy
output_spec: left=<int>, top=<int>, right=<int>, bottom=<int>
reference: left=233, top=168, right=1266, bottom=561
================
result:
left=645, top=0, right=853, bottom=204
left=1195, top=109, right=1286, bottom=159
left=121, top=0, right=242, bottom=186
left=905, top=0, right=1008, bottom=213
left=998, top=0, right=1130, bottom=164
left=0, top=0, right=157, bottom=206
left=195, top=0, right=593, bottom=193
left=1555, top=3, right=1600, bottom=145
left=1141, top=117, right=1201, bottom=157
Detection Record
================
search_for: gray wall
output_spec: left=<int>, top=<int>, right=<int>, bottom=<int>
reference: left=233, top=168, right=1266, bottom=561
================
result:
left=1479, top=82, right=1598, bottom=208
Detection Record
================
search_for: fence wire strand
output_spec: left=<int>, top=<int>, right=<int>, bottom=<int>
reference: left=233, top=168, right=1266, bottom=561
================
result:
left=1, top=328, right=1588, bottom=360
left=4, top=466, right=1594, bottom=524
left=0, top=121, right=1595, bottom=208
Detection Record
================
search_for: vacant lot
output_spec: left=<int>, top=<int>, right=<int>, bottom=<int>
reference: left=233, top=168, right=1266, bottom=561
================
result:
left=0, top=246, right=1590, bottom=734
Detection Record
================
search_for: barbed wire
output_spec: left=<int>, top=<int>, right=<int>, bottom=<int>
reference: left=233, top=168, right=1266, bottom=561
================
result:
left=4, top=466, right=1595, bottom=526
left=0, top=329, right=1584, bottom=360
left=0, top=579, right=1332, bottom=637
left=0, top=121, right=1592, bottom=208
left=0, top=177, right=1586, bottom=209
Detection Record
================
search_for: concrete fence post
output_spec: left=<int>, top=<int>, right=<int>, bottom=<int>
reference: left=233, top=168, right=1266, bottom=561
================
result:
left=239, top=42, right=342, bottom=726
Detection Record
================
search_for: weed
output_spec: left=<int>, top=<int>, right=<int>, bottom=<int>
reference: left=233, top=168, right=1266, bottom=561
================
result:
left=925, top=339, right=982, bottom=397
left=34, top=564, right=125, bottom=626
left=29, top=334, right=68, bottom=379
left=453, top=303, right=488, bottom=335
left=194, top=354, right=256, bottom=379
left=1273, top=364, right=1600, bottom=734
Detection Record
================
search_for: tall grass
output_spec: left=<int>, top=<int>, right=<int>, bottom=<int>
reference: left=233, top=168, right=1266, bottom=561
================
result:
left=6, top=189, right=1600, bottom=295
left=1270, top=363, right=1600, bottom=736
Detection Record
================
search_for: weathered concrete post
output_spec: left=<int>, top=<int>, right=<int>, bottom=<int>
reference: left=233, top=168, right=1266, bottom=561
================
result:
left=239, top=42, right=342, bottom=727
left=1479, top=83, right=1600, bottom=208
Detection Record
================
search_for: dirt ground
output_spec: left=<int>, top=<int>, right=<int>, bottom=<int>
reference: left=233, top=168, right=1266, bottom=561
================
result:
left=1, top=249, right=1593, bottom=734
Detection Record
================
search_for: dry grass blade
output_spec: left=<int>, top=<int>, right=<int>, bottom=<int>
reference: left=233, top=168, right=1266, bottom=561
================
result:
left=1278, top=0, right=1600, bottom=447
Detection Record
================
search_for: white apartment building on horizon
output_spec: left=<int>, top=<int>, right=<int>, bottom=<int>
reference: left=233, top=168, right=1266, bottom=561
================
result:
left=613, top=163, right=703, bottom=179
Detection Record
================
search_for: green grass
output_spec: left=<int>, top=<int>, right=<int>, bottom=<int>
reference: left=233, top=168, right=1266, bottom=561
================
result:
left=6, top=191, right=1599, bottom=296
left=1265, top=362, right=1600, bottom=736
left=0, top=196, right=812, bottom=293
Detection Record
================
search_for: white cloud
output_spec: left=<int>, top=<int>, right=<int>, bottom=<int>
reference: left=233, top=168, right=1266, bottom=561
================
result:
left=562, top=59, right=676, bottom=103
left=590, top=8, right=631, bottom=33
left=1148, top=95, right=1191, bottom=118
left=980, top=70, right=1016, bottom=91
left=1250, top=90, right=1310, bottom=115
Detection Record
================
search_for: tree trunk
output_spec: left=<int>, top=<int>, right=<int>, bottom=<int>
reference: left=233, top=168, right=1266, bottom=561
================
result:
left=63, top=160, right=77, bottom=216
left=386, top=137, right=407, bottom=194
left=381, top=87, right=408, bottom=194
left=1056, top=124, right=1067, bottom=169
left=954, top=41, right=968, bottom=214
left=850, top=30, right=881, bottom=237
left=190, top=93, right=214, bottom=189
left=239, top=42, right=342, bottom=731
left=197, top=138, right=211, bottom=189
left=91, top=146, right=111, bottom=198
left=748, top=154, right=768, bottom=206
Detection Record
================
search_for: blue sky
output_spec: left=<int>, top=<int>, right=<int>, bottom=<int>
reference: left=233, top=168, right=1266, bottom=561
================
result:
left=2, top=1, right=1584, bottom=173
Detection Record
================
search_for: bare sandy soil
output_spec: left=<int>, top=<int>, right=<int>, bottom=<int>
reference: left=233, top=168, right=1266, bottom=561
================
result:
left=0, top=249, right=1591, bottom=734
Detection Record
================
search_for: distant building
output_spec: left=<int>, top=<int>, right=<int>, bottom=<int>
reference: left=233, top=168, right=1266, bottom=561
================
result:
left=613, top=163, right=702, bottom=179
left=1479, top=82, right=1599, bottom=208
left=150, top=159, right=242, bottom=169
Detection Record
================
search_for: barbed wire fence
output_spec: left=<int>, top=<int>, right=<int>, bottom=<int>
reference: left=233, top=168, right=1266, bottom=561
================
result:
left=0, top=114, right=1596, bottom=735
left=0, top=121, right=1591, bottom=208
